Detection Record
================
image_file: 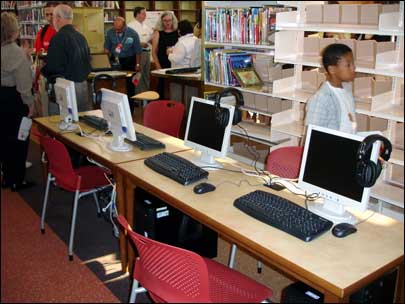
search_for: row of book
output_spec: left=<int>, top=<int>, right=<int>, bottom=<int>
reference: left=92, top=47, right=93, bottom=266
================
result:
left=205, top=49, right=253, bottom=86
left=204, top=6, right=291, bottom=45
left=1, top=1, right=16, bottom=9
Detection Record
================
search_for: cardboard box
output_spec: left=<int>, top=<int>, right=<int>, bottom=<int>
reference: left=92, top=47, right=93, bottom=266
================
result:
left=305, top=5, right=323, bottom=24
left=373, top=77, right=392, bottom=96
left=268, top=97, right=283, bottom=114
left=341, top=4, right=360, bottom=25
left=242, top=92, right=255, bottom=109
left=381, top=4, right=400, bottom=14
left=394, top=122, right=404, bottom=148
left=355, top=40, right=376, bottom=68
left=360, top=4, right=381, bottom=25
left=356, top=113, right=369, bottom=132
left=303, top=37, right=320, bottom=57
left=301, top=70, right=318, bottom=92
left=281, top=68, right=294, bottom=78
left=400, top=82, right=404, bottom=105
left=268, top=65, right=283, bottom=82
left=354, top=77, right=373, bottom=100
left=281, top=99, right=293, bottom=111
left=254, top=95, right=268, bottom=112
left=323, top=4, right=340, bottom=24
left=369, top=117, right=388, bottom=132
left=319, top=38, right=336, bottom=53
left=376, top=41, right=396, bottom=55
left=337, top=39, right=356, bottom=56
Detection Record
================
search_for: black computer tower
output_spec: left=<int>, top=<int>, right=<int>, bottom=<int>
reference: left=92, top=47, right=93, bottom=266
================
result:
left=134, top=188, right=218, bottom=258
left=281, top=268, right=398, bottom=304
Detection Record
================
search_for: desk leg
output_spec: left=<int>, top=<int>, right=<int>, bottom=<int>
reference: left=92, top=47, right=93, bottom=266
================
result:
left=126, top=180, right=136, bottom=274
left=323, top=292, right=348, bottom=303
left=116, top=171, right=128, bottom=272
left=395, top=261, right=404, bottom=303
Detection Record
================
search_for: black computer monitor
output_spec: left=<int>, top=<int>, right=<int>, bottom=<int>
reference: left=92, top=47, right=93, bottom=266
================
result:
left=298, top=125, right=380, bottom=224
left=184, top=97, right=235, bottom=168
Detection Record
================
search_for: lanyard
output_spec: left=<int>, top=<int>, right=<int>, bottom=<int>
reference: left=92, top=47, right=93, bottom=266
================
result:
left=115, top=29, right=127, bottom=46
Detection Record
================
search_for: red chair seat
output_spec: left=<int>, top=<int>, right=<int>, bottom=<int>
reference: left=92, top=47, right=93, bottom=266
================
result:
left=74, top=166, right=110, bottom=192
left=266, top=146, right=304, bottom=179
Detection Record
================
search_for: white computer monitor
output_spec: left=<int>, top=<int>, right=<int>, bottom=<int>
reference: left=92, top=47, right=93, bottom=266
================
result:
left=184, top=97, right=235, bottom=168
left=100, top=88, right=136, bottom=152
left=54, top=78, right=79, bottom=131
left=298, top=125, right=381, bottom=224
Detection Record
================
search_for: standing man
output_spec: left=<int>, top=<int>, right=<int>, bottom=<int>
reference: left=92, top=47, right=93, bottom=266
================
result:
left=128, top=7, right=153, bottom=95
left=34, top=1, right=58, bottom=54
left=104, top=16, right=141, bottom=114
left=41, top=4, right=92, bottom=114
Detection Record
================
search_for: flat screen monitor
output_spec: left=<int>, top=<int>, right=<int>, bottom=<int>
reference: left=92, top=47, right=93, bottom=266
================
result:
left=298, top=125, right=380, bottom=224
left=100, top=88, right=136, bottom=152
left=54, top=78, right=78, bottom=131
left=184, top=97, right=235, bottom=168
left=90, top=53, right=112, bottom=72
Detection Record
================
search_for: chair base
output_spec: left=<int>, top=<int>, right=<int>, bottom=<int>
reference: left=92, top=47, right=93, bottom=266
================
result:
left=41, top=228, right=45, bottom=234
left=69, top=255, right=73, bottom=261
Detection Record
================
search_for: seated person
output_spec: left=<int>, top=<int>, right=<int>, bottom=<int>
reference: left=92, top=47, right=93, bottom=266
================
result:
left=167, top=20, right=199, bottom=68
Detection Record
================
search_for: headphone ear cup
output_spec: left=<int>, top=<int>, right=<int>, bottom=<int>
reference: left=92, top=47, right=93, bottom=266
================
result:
left=95, top=90, right=103, bottom=106
left=356, top=160, right=377, bottom=188
left=215, top=107, right=229, bottom=128
left=232, top=108, right=242, bottom=125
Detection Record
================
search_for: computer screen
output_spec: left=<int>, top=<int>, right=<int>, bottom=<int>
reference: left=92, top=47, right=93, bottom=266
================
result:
left=184, top=97, right=235, bottom=168
left=298, top=125, right=380, bottom=224
left=100, top=88, right=136, bottom=152
left=54, top=78, right=78, bottom=131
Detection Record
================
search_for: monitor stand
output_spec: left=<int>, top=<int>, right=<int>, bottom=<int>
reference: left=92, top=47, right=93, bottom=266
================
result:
left=308, top=199, right=357, bottom=225
left=190, top=150, right=223, bottom=170
left=108, top=131, right=132, bottom=152
left=58, top=115, right=78, bottom=131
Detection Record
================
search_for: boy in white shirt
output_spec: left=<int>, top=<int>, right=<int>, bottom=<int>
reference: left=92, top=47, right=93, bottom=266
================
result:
left=305, top=43, right=357, bottom=134
left=167, top=20, right=199, bottom=68
left=128, top=7, right=153, bottom=94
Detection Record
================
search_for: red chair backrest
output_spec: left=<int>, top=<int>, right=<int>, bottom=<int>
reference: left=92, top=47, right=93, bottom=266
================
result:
left=40, top=136, right=80, bottom=191
left=116, top=215, right=211, bottom=303
left=143, top=100, right=185, bottom=138
left=266, top=146, right=304, bottom=179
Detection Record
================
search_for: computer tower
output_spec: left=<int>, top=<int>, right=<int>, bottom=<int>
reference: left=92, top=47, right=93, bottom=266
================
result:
left=134, top=188, right=218, bottom=258
left=281, top=281, right=324, bottom=303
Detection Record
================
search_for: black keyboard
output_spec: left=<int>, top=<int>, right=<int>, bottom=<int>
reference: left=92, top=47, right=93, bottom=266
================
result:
left=125, top=133, right=165, bottom=150
left=79, top=115, right=108, bottom=131
left=165, top=67, right=200, bottom=74
left=144, top=152, right=209, bottom=185
left=234, top=190, right=333, bottom=242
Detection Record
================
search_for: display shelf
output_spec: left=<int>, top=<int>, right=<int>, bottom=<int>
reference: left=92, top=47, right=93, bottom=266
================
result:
left=205, top=42, right=275, bottom=51
left=271, top=120, right=304, bottom=138
left=240, top=106, right=273, bottom=117
left=205, top=1, right=278, bottom=8
left=231, top=121, right=290, bottom=146
left=371, top=182, right=404, bottom=209
left=276, top=10, right=404, bottom=36
left=390, top=149, right=404, bottom=167
left=205, top=82, right=273, bottom=97
left=226, top=149, right=265, bottom=170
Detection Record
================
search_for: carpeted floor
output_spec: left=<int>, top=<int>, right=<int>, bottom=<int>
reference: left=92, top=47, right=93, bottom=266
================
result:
left=2, top=137, right=292, bottom=303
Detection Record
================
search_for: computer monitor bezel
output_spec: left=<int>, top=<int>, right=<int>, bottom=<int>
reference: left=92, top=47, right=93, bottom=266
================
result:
left=184, top=97, right=235, bottom=167
left=54, top=78, right=79, bottom=130
left=100, top=88, right=136, bottom=152
left=298, top=124, right=380, bottom=216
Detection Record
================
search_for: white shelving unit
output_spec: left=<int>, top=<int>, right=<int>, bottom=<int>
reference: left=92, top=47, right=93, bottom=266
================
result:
left=273, top=1, right=404, bottom=221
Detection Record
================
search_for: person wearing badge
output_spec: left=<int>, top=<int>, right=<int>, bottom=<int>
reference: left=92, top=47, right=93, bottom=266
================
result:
left=104, top=16, right=142, bottom=114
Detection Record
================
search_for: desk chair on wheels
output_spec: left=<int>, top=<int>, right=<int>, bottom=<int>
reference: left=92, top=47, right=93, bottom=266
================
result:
left=117, top=215, right=272, bottom=303
left=39, top=136, right=112, bottom=261
left=228, top=146, right=304, bottom=273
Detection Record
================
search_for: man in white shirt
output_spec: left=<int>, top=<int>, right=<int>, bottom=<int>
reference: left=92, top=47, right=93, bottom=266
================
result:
left=167, top=20, right=199, bottom=68
left=128, top=7, right=153, bottom=94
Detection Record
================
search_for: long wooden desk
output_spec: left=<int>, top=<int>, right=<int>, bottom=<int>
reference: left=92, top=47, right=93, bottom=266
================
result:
left=34, top=110, right=191, bottom=269
left=116, top=150, right=404, bottom=303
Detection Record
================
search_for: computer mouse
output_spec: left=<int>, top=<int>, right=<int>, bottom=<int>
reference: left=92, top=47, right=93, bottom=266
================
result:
left=193, top=182, right=216, bottom=194
left=332, top=223, right=357, bottom=238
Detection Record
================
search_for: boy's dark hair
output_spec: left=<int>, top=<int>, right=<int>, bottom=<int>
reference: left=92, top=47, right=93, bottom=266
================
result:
left=322, top=43, right=353, bottom=73
left=45, top=1, right=59, bottom=8
left=133, top=7, right=145, bottom=18
left=178, top=20, right=193, bottom=36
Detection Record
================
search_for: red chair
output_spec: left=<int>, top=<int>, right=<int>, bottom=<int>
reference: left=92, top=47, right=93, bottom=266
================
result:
left=117, top=215, right=272, bottom=303
left=40, top=136, right=112, bottom=260
left=266, top=146, right=304, bottom=179
left=143, top=100, right=185, bottom=138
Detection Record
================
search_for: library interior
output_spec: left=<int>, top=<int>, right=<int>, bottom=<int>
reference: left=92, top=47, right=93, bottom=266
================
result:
left=1, top=1, right=404, bottom=303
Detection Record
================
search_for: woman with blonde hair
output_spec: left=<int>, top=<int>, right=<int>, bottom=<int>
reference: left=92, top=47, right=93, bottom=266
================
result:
left=1, top=12, right=35, bottom=191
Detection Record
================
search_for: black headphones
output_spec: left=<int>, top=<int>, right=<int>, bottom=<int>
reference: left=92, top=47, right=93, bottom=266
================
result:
left=92, top=74, right=116, bottom=105
left=356, top=134, right=392, bottom=188
left=214, top=88, right=244, bottom=128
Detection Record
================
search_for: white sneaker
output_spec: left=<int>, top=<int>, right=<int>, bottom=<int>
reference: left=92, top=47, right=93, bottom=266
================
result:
left=25, top=161, right=32, bottom=168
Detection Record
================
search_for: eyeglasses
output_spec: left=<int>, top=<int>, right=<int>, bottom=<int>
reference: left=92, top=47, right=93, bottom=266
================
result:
left=45, top=13, right=53, bottom=16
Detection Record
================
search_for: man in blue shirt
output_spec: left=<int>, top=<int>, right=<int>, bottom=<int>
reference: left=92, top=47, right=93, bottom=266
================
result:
left=104, top=16, right=142, bottom=114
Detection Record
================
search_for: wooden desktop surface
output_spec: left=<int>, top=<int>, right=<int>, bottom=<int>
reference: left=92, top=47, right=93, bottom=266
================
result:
left=151, top=68, right=201, bottom=82
left=34, top=110, right=190, bottom=169
left=116, top=150, right=404, bottom=302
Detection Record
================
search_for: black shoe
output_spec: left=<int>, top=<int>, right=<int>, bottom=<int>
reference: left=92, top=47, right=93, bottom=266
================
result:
left=11, top=181, right=35, bottom=192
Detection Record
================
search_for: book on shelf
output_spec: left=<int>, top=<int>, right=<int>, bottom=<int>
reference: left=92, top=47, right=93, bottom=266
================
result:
left=205, top=6, right=291, bottom=46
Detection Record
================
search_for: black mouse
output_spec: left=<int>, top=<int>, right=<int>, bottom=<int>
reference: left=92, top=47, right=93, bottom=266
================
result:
left=332, top=223, right=357, bottom=238
left=193, top=182, right=216, bottom=194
